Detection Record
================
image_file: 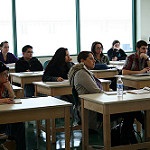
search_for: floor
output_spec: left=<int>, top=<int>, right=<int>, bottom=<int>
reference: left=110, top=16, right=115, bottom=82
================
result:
left=26, top=120, right=103, bottom=150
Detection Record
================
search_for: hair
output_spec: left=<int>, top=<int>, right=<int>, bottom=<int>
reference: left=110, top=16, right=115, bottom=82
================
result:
left=1, top=41, right=8, bottom=47
left=22, top=45, right=33, bottom=52
left=77, top=51, right=93, bottom=63
left=136, top=40, right=148, bottom=48
left=112, top=40, right=120, bottom=47
left=45, top=47, right=68, bottom=71
left=91, top=41, right=104, bottom=56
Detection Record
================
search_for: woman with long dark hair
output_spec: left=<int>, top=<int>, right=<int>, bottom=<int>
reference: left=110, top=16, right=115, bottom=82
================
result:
left=42, top=47, right=74, bottom=82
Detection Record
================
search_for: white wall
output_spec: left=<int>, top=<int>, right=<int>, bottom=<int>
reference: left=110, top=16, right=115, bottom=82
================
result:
left=136, top=0, right=150, bottom=43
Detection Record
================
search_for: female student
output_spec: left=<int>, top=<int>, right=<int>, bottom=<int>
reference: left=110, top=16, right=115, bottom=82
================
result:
left=0, top=41, right=18, bottom=64
left=0, top=61, right=26, bottom=150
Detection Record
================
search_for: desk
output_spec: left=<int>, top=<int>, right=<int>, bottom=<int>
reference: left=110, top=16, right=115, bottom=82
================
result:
left=12, top=85, right=24, bottom=98
left=0, top=96, right=71, bottom=150
left=121, top=75, right=150, bottom=89
left=6, top=63, right=15, bottom=73
left=10, top=71, right=43, bottom=88
left=80, top=93, right=150, bottom=150
left=33, top=79, right=111, bottom=96
left=91, top=68, right=118, bottom=79
left=109, top=60, right=125, bottom=70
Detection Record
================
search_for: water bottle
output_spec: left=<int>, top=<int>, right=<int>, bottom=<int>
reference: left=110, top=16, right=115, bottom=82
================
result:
left=117, top=76, right=123, bottom=97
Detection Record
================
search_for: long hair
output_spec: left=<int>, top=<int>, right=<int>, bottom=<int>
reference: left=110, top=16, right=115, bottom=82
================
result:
left=45, top=47, right=68, bottom=71
left=91, top=41, right=104, bottom=57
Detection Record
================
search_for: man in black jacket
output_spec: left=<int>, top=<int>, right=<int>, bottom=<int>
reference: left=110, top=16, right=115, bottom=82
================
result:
left=15, top=45, right=43, bottom=97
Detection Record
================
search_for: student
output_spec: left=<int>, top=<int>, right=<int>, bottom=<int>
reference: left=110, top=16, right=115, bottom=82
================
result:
left=0, top=61, right=26, bottom=150
left=68, top=51, right=144, bottom=145
left=15, top=45, right=43, bottom=97
left=122, top=40, right=150, bottom=75
left=91, top=41, right=109, bottom=65
left=42, top=47, right=74, bottom=82
left=107, top=40, right=127, bottom=61
left=0, top=41, right=18, bottom=64
left=68, top=51, right=103, bottom=130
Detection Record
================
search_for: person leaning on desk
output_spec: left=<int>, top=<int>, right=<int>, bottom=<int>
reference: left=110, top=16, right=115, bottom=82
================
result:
left=15, top=45, right=43, bottom=97
left=0, top=61, right=26, bottom=150
left=122, top=40, right=150, bottom=75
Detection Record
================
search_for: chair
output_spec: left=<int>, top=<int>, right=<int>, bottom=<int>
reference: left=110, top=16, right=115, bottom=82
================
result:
left=43, top=60, right=50, bottom=70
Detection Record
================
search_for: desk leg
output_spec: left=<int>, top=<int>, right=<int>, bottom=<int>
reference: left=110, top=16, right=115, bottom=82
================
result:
left=64, top=107, right=70, bottom=150
left=103, top=110, right=111, bottom=150
left=81, top=100, right=89, bottom=150
left=146, top=110, right=150, bottom=141
left=46, top=119, right=51, bottom=150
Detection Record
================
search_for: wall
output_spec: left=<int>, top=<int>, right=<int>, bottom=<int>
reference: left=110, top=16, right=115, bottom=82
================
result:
left=136, top=0, right=150, bottom=43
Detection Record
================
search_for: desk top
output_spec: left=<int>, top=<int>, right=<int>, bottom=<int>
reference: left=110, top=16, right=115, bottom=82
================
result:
left=33, top=80, right=70, bottom=87
left=12, top=85, right=23, bottom=90
left=79, top=92, right=150, bottom=104
left=0, top=96, right=71, bottom=112
left=121, top=75, right=150, bottom=81
left=91, top=68, right=117, bottom=73
left=109, top=60, right=125, bottom=65
left=33, top=79, right=111, bottom=88
left=10, top=71, right=43, bottom=77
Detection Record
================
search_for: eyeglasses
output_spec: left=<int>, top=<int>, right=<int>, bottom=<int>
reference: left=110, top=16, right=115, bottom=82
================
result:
left=26, top=51, right=33, bottom=53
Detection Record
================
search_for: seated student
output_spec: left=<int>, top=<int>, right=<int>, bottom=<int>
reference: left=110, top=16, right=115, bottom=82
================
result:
left=68, top=51, right=144, bottom=145
left=15, top=45, right=43, bottom=97
left=122, top=40, right=150, bottom=75
left=42, top=47, right=74, bottom=82
left=91, top=41, right=109, bottom=65
left=42, top=47, right=74, bottom=103
left=0, top=41, right=18, bottom=64
left=0, top=61, right=26, bottom=150
left=107, top=40, right=127, bottom=61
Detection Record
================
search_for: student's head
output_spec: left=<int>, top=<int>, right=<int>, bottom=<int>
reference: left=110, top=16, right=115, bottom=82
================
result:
left=22, top=45, right=33, bottom=61
left=91, top=41, right=104, bottom=56
left=77, top=51, right=95, bottom=69
left=1, top=41, right=9, bottom=54
left=46, top=47, right=71, bottom=70
left=0, top=61, right=9, bottom=84
left=112, top=40, right=120, bottom=49
left=136, top=40, right=148, bottom=55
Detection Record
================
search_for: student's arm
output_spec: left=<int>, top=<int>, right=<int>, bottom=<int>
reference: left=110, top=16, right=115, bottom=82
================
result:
left=122, top=68, right=148, bottom=75
left=3, top=81, right=15, bottom=99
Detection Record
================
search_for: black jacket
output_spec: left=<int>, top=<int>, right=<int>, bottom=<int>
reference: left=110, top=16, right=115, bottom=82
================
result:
left=42, top=62, right=74, bottom=82
left=15, top=57, right=43, bottom=72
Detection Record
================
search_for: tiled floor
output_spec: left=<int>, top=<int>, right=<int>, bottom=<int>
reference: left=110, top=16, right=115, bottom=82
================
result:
left=26, top=121, right=103, bottom=150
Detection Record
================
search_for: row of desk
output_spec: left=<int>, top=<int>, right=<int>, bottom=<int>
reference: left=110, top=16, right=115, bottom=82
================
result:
left=4, top=62, right=150, bottom=149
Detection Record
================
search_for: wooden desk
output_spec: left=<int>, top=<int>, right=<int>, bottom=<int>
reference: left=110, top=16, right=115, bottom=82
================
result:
left=33, top=79, right=111, bottom=96
left=10, top=71, right=43, bottom=88
left=0, top=96, right=71, bottom=150
left=80, top=93, right=150, bottom=150
left=6, top=63, right=15, bottom=73
left=91, top=68, right=118, bottom=79
left=12, top=85, right=24, bottom=98
left=121, top=75, right=150, bottom=89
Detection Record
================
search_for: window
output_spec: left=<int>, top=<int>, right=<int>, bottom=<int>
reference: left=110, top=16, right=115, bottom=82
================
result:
left=80, top=0, right=133, bottom=53
left=0, top=0, right=13, bottom=53
left=16, top=0, right=76, bottom=57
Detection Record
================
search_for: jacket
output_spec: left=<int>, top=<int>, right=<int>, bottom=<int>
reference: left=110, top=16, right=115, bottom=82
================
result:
left=15, top=57, right=43, bottom=72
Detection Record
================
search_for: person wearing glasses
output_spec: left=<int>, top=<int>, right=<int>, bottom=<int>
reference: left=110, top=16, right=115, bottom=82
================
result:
left=122, top=40, right=150, bottom=75
left=91, top=41, right=109, bottom=65
left=0, top=61, right=26, bottom=150
left=15, top=45, right=43, bottom=97
left=0, top=41, right=18, bottom=64
left=107, top=40, right=127, bottom=61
